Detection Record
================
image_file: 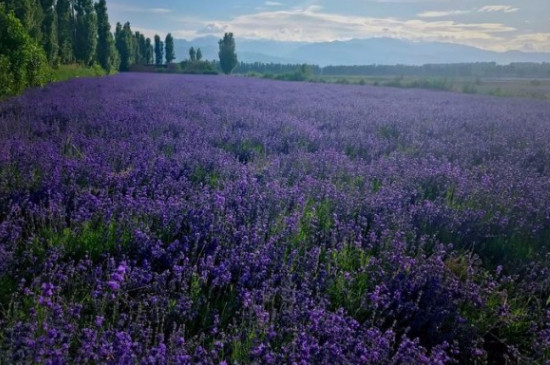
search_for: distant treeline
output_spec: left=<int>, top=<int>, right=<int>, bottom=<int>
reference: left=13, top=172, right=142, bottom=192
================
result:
left=236, top=61, right=550, bottom=78
left=323, top=62, right=550, bottom=78
left=234, top=62, right=322, bottom=75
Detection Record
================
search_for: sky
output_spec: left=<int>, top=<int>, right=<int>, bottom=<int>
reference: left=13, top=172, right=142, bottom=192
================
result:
left=107, top=0, right=550, bottom=52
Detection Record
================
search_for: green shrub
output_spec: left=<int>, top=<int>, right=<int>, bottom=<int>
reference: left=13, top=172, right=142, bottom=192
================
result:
left=179, top=60, right=218, bottom=74
left=49, top=63, right=107, bottom=83
left=0, top=7, right=50, bottom=97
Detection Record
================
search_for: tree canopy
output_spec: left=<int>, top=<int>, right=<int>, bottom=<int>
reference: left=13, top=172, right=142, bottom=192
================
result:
left=0, top=5, right=49, bottom=96
left=0, top=0, right=180, bottom=97
left=165, top=33, right=175, bottom=64
left=218, top=33, right=238, bottom=75
left=74, top=0, right=97, bottom=66
left=95, top=0, right=118, bottom=72
left=154, top=34, right=164, bottom=65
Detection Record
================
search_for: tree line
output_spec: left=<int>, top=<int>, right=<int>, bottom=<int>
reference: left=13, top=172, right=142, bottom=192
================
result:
left=233, top=61, right=550, bottom=79
left=322, top=63, right=550, bottom=78
left=1, top=0, right=178, bottom=71
left=0, top=0, right=181, bottom=96
left=234, top=62, right=321, bottom=76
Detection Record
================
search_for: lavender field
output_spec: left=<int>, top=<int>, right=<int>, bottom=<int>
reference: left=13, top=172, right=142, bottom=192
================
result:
left=1, top=73, right=550, bottom=364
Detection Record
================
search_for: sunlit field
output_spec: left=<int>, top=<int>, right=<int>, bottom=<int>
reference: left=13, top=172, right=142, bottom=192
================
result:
left=1, top=73, right=549, bottom=364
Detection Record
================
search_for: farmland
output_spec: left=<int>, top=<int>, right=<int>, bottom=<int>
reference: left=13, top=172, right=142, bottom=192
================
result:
left=1, top=73, right=550, bottom=364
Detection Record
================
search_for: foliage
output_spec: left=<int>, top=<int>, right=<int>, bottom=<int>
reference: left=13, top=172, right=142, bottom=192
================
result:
left=73, top=0, right=97, bottom=66
left=49, top=63, right=107, bottom=82
left=165, top=33, right=175, bottom=64
left=154, top=34, right=164, bottom=66
left=0, top=6, right=50, bottom=98
left=145, top=37, right=153, bottom=64
left=2, top=0, right=43, bottom=41
left=323, top=62, right=550, bottom=78
left=115, top=22, right=135, bottom=71
left=55, top=0, right=73, bottom=63
left=133, top=31, right=146, bottom=64
left=39, top=0, right=58, bottom=64
left=260, top=63, right=315, bottom=82
left=179, top=60, right=218, bottom=74
left=235, top=61, right=322, bottom=75
left=218, top=32, right=238, bottom=75
left=95, top=0, right=118, bottom=72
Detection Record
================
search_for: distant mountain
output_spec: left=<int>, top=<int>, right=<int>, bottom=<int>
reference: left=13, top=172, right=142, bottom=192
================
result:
left=174, top=37, right=550, bottom=66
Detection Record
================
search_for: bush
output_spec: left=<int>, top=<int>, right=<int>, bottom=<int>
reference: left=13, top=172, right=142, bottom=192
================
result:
left=50, top=63, right=107, bottom=83
left=179, top=60, right=218, bottom=74
left=0, top=6, right=50, bottom=98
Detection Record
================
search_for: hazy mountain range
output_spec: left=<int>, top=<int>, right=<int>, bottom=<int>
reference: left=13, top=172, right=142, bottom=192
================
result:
left=174, top=36, right=550, bottom=66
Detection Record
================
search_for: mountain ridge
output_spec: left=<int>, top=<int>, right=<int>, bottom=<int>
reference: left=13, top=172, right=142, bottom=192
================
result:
left=174, top=37, right=550, bottom=66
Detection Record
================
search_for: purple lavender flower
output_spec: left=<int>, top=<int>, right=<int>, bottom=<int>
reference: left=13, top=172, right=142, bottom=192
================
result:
left=1, top=73, right=549, bottom=364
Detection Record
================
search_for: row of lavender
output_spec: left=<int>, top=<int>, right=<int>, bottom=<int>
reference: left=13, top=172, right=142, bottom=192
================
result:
left=1, top=73, right=549, bottom=363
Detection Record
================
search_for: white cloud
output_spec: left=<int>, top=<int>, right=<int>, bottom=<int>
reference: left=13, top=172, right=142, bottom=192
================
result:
left=109, top=4, right=172, bottom=15
left=195, top=5, right=515, bottom=46
left=149, top=8, right=171, bottom=14
left=265, top=1, right=283, bottom=6
left=417, top=10, right=470, bottom=18
left=375, top=0, right=446, bottom=2
left=478, top=5, right=519, bottom=13
left=197, top=23, right=229, bottom=34
left=139, top=3, right=549, bottom=53
left=505, top=33, right=550, bottom=52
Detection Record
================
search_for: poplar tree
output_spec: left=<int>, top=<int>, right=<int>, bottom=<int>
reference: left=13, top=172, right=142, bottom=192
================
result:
left=95, top=0, right=117, bottom=72
left=115, top=22, right=134, bottom=71
left=56, top=0, right=73, bottom=63
left=39, top=0, right=57, bottom=63
left=145, top=37, right=153, bottom=64
left=133, top=31, right=146, bottom=64
left=154, top=34, right=164, bottom=65
left=74, top=0, right=97, bottom=65
left=165, top=33, right=175, bottom=63
left=218, top=32, right=238, bottom=74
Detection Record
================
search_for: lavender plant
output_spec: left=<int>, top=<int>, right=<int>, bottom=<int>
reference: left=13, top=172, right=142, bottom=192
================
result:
left=0, top=74, right=549, bottom=364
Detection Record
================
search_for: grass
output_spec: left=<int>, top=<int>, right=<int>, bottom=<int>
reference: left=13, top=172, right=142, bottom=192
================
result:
left=30, top=220, right=132, bottom=262
left=49, top=63, right=110, bottom=83
left=247, top=71, right=550, bottom=100
left=327, top=244, right=371, bottom=321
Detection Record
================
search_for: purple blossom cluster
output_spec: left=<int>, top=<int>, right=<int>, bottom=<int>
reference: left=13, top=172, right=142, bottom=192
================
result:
left=1, top=73, right=550, bottom=364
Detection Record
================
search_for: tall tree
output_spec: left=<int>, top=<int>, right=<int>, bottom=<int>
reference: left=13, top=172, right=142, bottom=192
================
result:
left=74, top=0, right=96, bottom=65
left=154, top=34, right=163, bottom=65
left=55, top=0, right=73, bottom=63
left=218, top=32, right=237, bottom=75
left=196, top=48, right=202, bottom=61
left=94, top=0, right=117, bottom=72
left=165, top=33, right=175, bottom=63
left=189, top=46, right=196, bottom=62
left=145, top=37, right=153, bottom=64
left=133, top=31, right=140, bottom=63
left=3, top=0, right=43, bottom=42
left=39, top=0, right=57, bottom=63
left=115, top=22, right=134, bottom=71
left=134, top=32, right=146, bottom=64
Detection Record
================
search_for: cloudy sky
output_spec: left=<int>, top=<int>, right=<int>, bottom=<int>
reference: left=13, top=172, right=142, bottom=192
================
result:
left=107, top=0, right=550, bottom=52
